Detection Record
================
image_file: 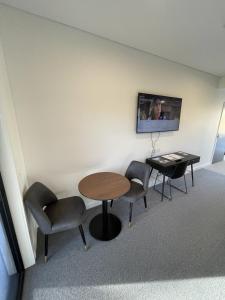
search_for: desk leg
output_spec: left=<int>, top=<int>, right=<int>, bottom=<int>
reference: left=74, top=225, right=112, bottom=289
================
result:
left=191, top=163, right=194, bottom=187
left=161, top=175, right=165, bottom=202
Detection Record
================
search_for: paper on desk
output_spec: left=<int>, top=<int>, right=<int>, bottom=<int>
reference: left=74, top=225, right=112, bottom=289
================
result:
left=162, top=154, right=183, bottom=160
left=160, top=160, right=169, bottom=164
left=170, top=154, right=183, bottom=159
left=161, top=154, right=175, bottom=160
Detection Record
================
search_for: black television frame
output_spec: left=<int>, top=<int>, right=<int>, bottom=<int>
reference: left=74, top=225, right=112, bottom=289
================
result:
left=136, top=92, right=182, bottom=133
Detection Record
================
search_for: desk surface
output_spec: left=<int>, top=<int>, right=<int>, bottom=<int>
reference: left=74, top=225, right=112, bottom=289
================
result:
left=146, top=151, right=200, bottom=170
left=78, top=172, right=130, bottom=201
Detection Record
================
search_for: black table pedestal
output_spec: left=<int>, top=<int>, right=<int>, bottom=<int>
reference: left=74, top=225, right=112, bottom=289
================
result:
left=89, top=201, right=121, bottom=241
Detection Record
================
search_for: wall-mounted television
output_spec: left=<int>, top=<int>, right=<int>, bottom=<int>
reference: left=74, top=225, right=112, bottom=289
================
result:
left=136, top=93, right=182, bottom=133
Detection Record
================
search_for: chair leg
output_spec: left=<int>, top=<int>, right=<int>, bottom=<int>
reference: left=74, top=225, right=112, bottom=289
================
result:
left=169, top=179, right=172, bottom=200
left=161, top=175, right=165, bottom=202
left=191, top=163, right=194, bottom=186
left=144, top=196, right=147, bottom=208
left=184, top=174, right=188, bottom=194
left=170, top=176, right=188, bottom=194
left=44, top=234, right=48, bottom=263
left=110, top=200, right=113, bottom=208
left=129, top=203, right=133, bottom=227
left=154, top=172, right=160, bottom=189
left=79, top=225, right=87, bottom=250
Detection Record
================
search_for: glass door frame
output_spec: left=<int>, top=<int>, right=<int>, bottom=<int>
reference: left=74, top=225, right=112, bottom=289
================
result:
left=212, top=102, right=225, bottom=163
left=0, top=173, right=24, bottom=299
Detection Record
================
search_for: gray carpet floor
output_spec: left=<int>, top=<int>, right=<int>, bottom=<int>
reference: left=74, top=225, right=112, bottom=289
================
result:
left=22, top=169, right=225, bottom=300
left=206, top=160, right=225, bottom=176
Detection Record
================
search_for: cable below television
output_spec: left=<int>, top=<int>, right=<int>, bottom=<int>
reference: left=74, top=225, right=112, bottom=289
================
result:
left=150, top=132, right=160, bottom=157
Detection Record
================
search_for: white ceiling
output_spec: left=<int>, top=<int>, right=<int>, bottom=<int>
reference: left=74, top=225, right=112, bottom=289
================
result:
left=1, top=0, right=225, bottom=76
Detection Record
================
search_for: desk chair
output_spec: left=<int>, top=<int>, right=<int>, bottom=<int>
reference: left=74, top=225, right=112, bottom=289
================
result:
left=110, top=161, right=151, bottom=227
left=24, top=182, right=87, bottom=262
left=154, top=161, right=188, bottom=200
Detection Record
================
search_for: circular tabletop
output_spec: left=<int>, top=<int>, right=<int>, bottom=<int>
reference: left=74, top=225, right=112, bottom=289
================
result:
left=78, top=172, right=130, bottom=201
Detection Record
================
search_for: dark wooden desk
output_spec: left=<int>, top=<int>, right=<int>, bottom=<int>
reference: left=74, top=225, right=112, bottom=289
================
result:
left=78, top=172, right=130, bottom=241
left=146, top=151, right=200, bottom=201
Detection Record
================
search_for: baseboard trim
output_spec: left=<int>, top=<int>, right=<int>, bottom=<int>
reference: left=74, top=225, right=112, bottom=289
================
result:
left=192, top=162, right=211, bottom=170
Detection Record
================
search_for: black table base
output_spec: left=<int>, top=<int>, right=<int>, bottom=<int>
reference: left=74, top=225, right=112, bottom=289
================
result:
left=89, top=201, right=121, bottom=241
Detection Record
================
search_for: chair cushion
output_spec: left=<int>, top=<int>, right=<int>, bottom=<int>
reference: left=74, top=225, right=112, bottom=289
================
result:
left=121, top=181, right=146, bottom=203
left=45, top=196, right=86, bottom=234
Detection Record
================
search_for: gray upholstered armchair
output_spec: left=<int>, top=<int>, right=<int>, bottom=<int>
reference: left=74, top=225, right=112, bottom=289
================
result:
left=24, top=182, right=87, bottom=262
left=110, top=161, right=151, bottom=226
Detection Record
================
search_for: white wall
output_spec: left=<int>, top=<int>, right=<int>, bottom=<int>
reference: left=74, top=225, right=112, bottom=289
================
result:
left=219, top=76, right=225, bottom=89
left=0, top=5, right=222, bottom=212
left=0, top=38, right=35, bottom=268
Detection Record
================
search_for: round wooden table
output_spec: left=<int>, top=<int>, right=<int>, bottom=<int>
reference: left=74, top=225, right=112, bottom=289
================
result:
left=78, top=172, right=130, bottom=241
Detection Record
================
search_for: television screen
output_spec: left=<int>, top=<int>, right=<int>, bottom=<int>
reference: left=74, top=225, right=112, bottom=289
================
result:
left=136, top=93, right=182, bottom=133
